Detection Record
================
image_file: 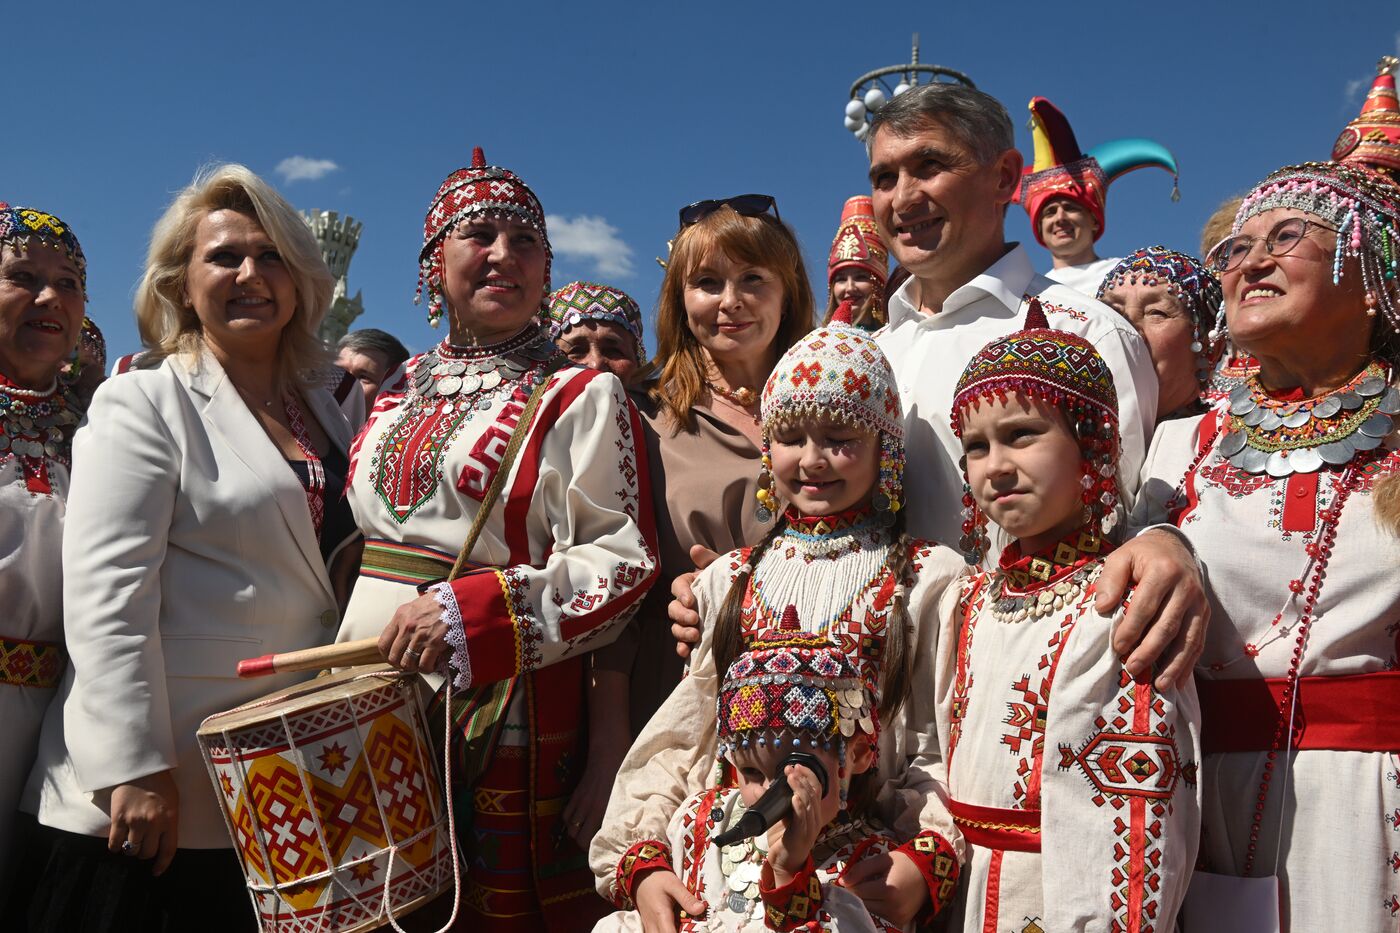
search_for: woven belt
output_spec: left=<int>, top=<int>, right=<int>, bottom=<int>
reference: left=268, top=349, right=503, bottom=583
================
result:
left=0, top=635, right=66, bottom=688
left=1199, top=670, right=1400, bottom=754
left=359, top=538, right=483, bottom=586
left=948, top=797, right=1041, bottom=853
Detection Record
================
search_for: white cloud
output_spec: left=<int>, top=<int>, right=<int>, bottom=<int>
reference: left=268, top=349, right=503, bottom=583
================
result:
left=1346, top=77, right=1367, bottom=103
left=274, top=156, right=340, bottom=184
left=546, top=214, right=635, bottom=279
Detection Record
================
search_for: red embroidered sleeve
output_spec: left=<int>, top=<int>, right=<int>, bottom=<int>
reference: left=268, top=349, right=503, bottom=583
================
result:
left=759, top=856, right=823, bottom=931
left=612, top=839, right=673, bottom=910
left=896, top=830, right=960, bottom=920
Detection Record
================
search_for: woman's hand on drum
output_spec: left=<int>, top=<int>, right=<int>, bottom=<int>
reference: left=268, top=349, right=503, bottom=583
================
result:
left=634, top=869, right=706, bottom=933
left=380, top=591, right=452, bottom=674
left=107, top=769, right=179, bottom=875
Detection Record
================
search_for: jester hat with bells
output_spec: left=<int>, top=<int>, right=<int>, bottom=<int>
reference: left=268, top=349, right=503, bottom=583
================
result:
left=1015, top=97, right=1179, bottom=246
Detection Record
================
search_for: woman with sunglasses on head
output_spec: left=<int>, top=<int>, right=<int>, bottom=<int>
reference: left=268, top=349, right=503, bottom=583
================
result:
left=333, top=148, right=656, bottom=932
left=588, top=195, right=813, bottom=759
left=1133, top=160, right=1400, bottom=931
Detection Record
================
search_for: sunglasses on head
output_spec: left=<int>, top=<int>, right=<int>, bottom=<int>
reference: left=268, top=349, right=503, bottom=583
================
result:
left=677, top=194, right=781, bottom=228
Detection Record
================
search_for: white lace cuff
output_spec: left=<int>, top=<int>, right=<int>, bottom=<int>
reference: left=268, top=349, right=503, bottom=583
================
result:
left=432, top=582, right=473, bottom=690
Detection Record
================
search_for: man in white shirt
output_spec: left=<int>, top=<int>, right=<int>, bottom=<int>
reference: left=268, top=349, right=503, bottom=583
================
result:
left=1038, top=197, right=1121, bottom=295
left=864, top=82, right=1203, bottom=685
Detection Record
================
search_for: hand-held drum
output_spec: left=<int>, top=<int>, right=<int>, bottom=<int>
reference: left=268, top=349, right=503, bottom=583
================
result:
left=199, top=665, right=453, bottom=932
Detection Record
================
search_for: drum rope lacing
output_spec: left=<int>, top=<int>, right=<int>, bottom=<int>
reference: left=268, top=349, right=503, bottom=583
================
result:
left=200, top=670, right=462, bottom=932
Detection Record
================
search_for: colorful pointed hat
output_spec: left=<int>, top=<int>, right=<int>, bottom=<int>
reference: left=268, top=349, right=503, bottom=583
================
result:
left=827, top=195, right=888, bottom=286
left=1016, top=97, right=1179, bottom=246
left=1333, top=57, right=1400, bottom=175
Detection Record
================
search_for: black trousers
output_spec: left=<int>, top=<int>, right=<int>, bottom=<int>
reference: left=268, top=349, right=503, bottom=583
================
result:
left=7, top=812, right=255, bottom=933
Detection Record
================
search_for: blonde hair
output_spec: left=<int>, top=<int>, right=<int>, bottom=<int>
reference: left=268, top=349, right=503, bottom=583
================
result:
left=134, top=164, right=333, bottom=388
left=650, top=208, right=814, bottom=431
left=1200, top=195, right=1243, bottom=258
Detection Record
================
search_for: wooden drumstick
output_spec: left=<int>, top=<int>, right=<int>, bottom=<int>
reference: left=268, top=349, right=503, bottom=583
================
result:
left=237, top=638, right=383, bottom=678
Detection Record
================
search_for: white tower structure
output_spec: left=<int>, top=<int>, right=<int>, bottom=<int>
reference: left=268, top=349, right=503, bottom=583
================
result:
left=304, top=209, right=365, bottom=345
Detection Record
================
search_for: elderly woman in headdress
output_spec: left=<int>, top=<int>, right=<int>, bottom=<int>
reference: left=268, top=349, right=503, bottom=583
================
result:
left=1096, top=245, right=1225, bottom=419
left=0, top=205, right=85, bottom=883
left=335, top=148, right=657, bottom=931
left=546, top=279, right=647, bottom=386
left=1134, top=160, right=1400, bottom=931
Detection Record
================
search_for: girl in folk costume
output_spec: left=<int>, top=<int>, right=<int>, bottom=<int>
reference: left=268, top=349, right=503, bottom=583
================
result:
left=1134, top=159, right=1400, bottom=932
left=597, top=625, right=901, bottom=932
left=823, top=197, right=888, bottom=331
left=336, top=148, right=658, bottom=931
left=592, top=303, right=964, bottom=933
left=0, top=205, right=84, bottom=880
left=937, top=301, right=1201, bottom=932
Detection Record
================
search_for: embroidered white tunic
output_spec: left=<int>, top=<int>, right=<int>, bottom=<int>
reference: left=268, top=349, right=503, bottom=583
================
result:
left=934, top=554, right=1201, bottom=933
left=336, top=345, right=656, bottom=725
left=591, top=522, right=966, bottom=913
left=1134, top=407, right=1400, bottom=932
left=595, top=787, right=900, bottom=932
left=0, top=398, right=70, bottom=874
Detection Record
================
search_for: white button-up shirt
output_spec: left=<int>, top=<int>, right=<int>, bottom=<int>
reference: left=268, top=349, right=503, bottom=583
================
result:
left=876, top=243, right=1158, bottom=547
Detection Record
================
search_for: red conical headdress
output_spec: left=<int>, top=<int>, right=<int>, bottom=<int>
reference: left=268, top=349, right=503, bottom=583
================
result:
left=1334, top=57, right=1400, bottom=175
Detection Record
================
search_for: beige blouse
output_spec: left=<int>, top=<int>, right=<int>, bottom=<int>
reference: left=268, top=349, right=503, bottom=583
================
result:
left=595, top=388, right=775, bottom=735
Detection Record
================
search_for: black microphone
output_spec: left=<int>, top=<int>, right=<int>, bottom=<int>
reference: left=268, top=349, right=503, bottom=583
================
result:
left=711, top=751, right=830, bottom=848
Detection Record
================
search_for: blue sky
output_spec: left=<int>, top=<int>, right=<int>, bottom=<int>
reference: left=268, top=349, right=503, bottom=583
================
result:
left=6, top=2, right=1397, bottom=360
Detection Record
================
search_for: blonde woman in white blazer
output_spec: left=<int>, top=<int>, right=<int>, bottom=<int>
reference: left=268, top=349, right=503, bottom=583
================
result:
left=13, top=166, right=356, bottom=933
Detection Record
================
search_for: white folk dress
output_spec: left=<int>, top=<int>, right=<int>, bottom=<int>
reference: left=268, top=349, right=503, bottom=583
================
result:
left=595, top=787, right=901, bottom=932
left=0, top=379, right=75, bottom=875
left=934, top=534, right=1201, bottom=933
left=336, top=325, right=656, bottom=925
left=1135, top=392, right=1400, bottom=932
left=591, top=512, right=966, bottom=920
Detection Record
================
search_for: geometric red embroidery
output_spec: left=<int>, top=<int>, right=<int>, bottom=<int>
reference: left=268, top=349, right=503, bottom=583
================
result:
left=1057, top=670, right=1197, bottom=932
left=0, top=636, right=65, bottom=688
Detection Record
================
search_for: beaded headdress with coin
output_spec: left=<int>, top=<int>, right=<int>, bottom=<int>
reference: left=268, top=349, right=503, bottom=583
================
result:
left=1227, top=160, right=1400, bottom=332
left=1097, top=246, right=1223, bottom=385
left=545, top=281, right=645, bottom=360
left=951, top=299, right=1120, bottom=563
left=756, top=300, right=904, bottom=524
left=717, top=610, right=876, bottom=808
left=0, top=203, right=87, bottom=294
left=416, top=147, right=552, bottom=328
left=1211, top=160, right=1400, bottom=478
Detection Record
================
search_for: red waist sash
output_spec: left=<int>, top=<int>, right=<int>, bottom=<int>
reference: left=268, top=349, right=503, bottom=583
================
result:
left=1199, top=670, right=1400, bottom=754
left=0, top=635, right=66, bottom=688
left=948, top=798, right=1041, bottom=853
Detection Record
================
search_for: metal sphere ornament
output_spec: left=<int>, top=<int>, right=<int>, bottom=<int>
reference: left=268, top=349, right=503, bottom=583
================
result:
left=842, top=34, right=976, bottom=141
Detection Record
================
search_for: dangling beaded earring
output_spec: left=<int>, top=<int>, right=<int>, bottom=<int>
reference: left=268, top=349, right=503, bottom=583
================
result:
left=755, top=445, right=777, bottom=523
left=415, top=247, right=446, bottom=329
left=872, top=433, right=903, bottom=526
left=959, top=477, right=989, bottom=565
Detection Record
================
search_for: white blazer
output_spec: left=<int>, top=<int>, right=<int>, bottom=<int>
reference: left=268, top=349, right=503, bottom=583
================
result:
left=23, top=348, right=353, bottom=848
